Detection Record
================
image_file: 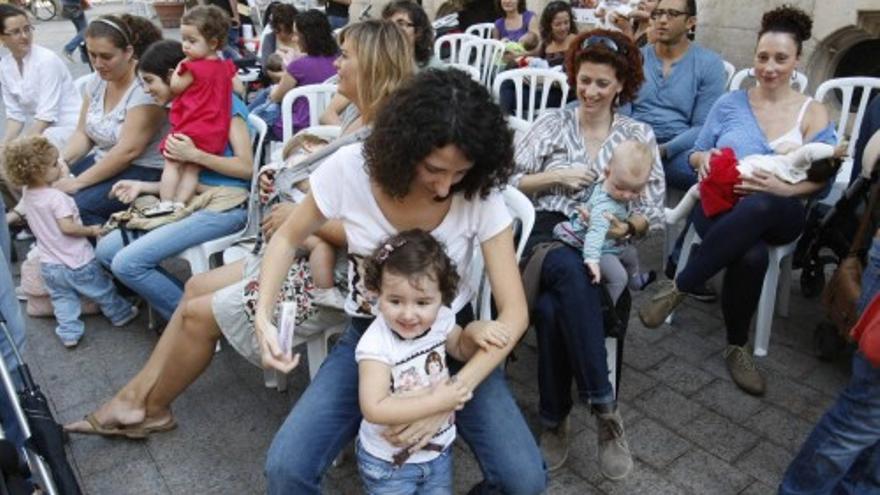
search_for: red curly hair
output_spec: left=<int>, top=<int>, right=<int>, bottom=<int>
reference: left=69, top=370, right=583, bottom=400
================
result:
left=565, top=29, right=644, bottom=106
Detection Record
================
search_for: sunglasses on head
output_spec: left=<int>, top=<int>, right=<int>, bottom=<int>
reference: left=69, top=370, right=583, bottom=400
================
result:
left=580, top=35, right=627, bottom=56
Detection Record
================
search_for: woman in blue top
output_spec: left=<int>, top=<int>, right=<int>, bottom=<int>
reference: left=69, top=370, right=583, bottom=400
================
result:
left=639, top=6, right=836, bottom=396
left=93, top=39, right=252, bottom=321
left=493, top=0, right=539, bottom=49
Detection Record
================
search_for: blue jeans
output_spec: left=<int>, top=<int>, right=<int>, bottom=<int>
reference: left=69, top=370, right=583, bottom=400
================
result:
left=356, top=440, right=452, bottom=495
left=534, top=245, right=613, bottom=427
left=857, top=238, right=880, bottom=314
left=63, top=11, right=87, bottom=62
left=0, top=201, right=25, bottom=450
left=0, top=200, right=11, bottom=266
left=779, top=352, right=880, bottom=494
left=95, top=206, right=247, bottom=320
left=71, top=157, right=163, bottom=226
left=247, top=88, right=281, bottom=133
left=327, top=15, right=349, bottom=30
left=265, top=323, right=547, bottom=494
left=40, top=259, right=132, bottom=342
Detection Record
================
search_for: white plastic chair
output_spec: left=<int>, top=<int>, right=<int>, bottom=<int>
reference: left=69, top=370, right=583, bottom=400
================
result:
left=446, top=63, right=481, bottom=83
left=458, top=38, right=506, bottom=89
left=465, top=22, right=495, bottom=39
left=671, top=225, right=797, bottom=357
left=722, top=60, right=735, bottom=89
left=434, top=33, right=478, bottom=64
left=280, top=83, right=338, bottom=143
left=814, top=77, right=880, bottom=204
left=729, top=68, right=809, bottom=93
left=492, top=68, right=570, bottom=122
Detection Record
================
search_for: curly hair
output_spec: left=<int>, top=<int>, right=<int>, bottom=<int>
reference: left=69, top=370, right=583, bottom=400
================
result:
left=338, top=20, right=415, bottom=123
left=364, top=68, right=513, bottom=200
left=363, top=230, right=460, bottom=307
left=138, top=39, right=185, bottom=82
left=565, top=29, right=644, bottom=106
left=269, top=4, right=298, bottom=34
left=0, top=4, right=28, bottom=35
left=759, top=4, right=813, bottom=56
left=2, top=136, right=57, bottom=188
left=85, top=14, right=162, bottom=59
left=495, top=0, right=526, bottom=14
left=539, top=1, right=576, bottom=44
left=182, top=5, right=230, bottom=49
left=294, top=10, right=338, bottom=57
left=382, top=1, right=435, bottom=67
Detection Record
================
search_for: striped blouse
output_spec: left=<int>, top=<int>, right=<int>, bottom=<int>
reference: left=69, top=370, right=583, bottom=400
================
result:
left=512, top=107, right=666, bottom=230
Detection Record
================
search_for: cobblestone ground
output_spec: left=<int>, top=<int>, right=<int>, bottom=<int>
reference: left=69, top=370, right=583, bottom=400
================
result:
left=3, top=5, right=852, bottom=493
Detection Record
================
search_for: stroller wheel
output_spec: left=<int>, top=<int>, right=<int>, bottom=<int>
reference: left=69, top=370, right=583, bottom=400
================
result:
left=801, top=269, right=825, bottom=298
left=813, top=322, right=845, bottom=361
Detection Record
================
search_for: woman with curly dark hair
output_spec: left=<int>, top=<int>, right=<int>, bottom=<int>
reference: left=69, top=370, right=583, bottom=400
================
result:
left=258, top=68, right=545, bottom=494
left=513, top=28, right=664, bottom=477
left=537, top=0, right=578, bottom=67
left=639, top=5, right=836, bottom=396
left=268, top=9, right=338, bottom=139
left=382, top=0, right=437, bottom=68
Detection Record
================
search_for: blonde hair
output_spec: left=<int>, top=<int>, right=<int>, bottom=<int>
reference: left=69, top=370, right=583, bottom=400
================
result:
left=613, top=140, right=653, bottom=178
left=281, top=133, right=331, bottom=162
left=2, top=136, right=57, bottom=187
left=339, top=20, right=415, bottom=123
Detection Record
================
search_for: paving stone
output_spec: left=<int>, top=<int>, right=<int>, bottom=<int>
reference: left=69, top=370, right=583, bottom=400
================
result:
left=760, top=345, right=822, bottom=380
left=82, top=457, right=170, bottom=495
left=692, top=379, right=765, bottom=423
left=617, top=365, right=658, bottom=403
left=667, top=450, right=754, bottom=495
left=763, top=373, right=836, bottom=424
left=598, top=460, right=689, bottom=495
left=801, top=359, right=851, bottom=397
left=546, top=470, right=602, bottom=494
left=647, top=357, right=715, bottom=396
left=735, top=441, right=792, bottom=488
left=622, top=338, right=672, bottom=372
left=675, top=409, right=759, bottom=462
left=745, top=407, right=815, bottom=453
left=656, top=329, right=722, bottom=365
left=739, top=480, right=778, bottom=495
left=627, top=418, right=692, bottom=469
left=633, top=385, right=706, bottom=429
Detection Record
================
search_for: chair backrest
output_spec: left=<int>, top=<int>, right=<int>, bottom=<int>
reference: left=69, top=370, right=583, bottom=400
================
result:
left=470, top=186, right=536, bottom=319
left=281, top=83, right=338, bottom=143
left=434, top=33, right=478, bottom=64
left=492, top=68, right=570, bottom=122
left=459, top=38, right=506, bottom=88
left=508, top=116, right=530, bottom=144
left=722, top=60, right=735, bottom=88
left=815, top=77, right=880, bottom=182
left=465, top=22, right=495, bottom=39
left=729, top=68, right=809, bottom=93
left=445, top=63, right=481, bottom=83
left=247, top=113, right=268, bottom=171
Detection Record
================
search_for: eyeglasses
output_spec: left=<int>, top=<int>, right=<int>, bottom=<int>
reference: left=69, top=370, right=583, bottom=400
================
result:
left=2, top=25, right=35, bottom=38
left=580, top=35, right=627, bottom=55
left=650, top=9, right=691, bottom=20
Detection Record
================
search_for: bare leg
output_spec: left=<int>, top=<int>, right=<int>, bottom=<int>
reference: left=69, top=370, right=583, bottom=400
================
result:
left=159, top=159, right=182, bottom=203
left=65, top=260, right=246, bottom=431
left=304, top=236, right=335, bottom=288
left=173, top=163, right=202, bottom=205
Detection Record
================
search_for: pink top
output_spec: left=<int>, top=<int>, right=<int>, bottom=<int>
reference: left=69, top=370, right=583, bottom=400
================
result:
left=21, top=187, right=94, bottom=269
left=163, top=58, right=237, bottom=155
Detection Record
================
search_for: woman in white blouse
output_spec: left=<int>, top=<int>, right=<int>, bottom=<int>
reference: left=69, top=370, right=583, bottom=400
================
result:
left=0, top=4, right=81, bottom=149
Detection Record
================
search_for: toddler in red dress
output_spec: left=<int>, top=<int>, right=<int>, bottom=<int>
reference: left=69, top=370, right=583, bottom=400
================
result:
left=148, top=5, right=237, bottom=217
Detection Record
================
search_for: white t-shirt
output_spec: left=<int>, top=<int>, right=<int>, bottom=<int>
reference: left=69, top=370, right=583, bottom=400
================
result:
left=355, top=306, right=457, bottom=464
left=310, top=142, right=512, bottom=317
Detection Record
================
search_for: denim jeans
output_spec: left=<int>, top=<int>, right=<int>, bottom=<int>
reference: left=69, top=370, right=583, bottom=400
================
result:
left=327, top=15, right=349, bottom=30
left=534, top=245, right=613, bottom=427
left=0, top=200, right=10, bottom=266
left=71, top=157, right=163, bottom=226
left=0, top=202, right=25, bottom=450
left=95, top=206, right=247, bottom=320
left=40, top=259, right=132, bottom=342
left=779, top=352, right=880, bottom=494
left=247, top=88, right=281, bottom=133
left=265, top=323, right=547, bottom=494
left=858, top=238, right=880, bottom=314
left=63, top=11, right=87, bottom=62
left=356, top=440, right=452, bottom=495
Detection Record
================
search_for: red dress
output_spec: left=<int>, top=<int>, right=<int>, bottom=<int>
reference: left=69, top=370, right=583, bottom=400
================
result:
left=160, top=58, right=237, bottom=156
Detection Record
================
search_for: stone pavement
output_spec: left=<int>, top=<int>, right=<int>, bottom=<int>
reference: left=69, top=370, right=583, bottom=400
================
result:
left=3, top=5, right=854, bottom=494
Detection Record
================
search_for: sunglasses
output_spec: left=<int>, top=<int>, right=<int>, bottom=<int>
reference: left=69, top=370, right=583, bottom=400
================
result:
left=650, top=9, right=691, bottom=20
left=580, top=35, right=627, bottom=56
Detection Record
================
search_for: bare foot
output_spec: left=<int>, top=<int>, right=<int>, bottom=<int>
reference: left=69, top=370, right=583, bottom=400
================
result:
left=64, top=394, right=146, bottom=434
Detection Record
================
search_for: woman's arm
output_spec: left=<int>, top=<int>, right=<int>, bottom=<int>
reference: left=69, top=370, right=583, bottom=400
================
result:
left=359, top=360, right=470, bottom=426
left=67, top=105, right=166, bottom=190
left=453, top=227, right=529, bottom=392
left=60, top=97, right=94, bottom=165
left=2, top=120, right=24, bottom=144
left=269, top=70, right=298, bottom=103
left=162, top=116, right=252, bottom=179
left=517, top=168, right=595, bottom=195
left=319, top=94, right=349, bottom=125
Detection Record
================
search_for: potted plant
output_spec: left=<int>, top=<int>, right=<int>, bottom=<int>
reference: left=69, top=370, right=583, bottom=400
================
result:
left=152, top=0, right=185, bottom=29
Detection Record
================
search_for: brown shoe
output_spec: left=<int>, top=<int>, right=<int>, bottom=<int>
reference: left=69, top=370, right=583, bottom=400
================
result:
left=595, top=407, right=633, bottom=480
left=723, top=345, right=766, bottom=396
left=638, top=280, right=685, bottom=328
left=540, top=417, right=570, bottom=472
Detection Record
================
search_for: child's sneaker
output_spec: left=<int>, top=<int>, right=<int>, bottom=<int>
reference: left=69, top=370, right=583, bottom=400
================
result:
left=143, top=201, right=176, bottom=218
left=112, top=306, right=140, bottom=327
left=312, top=287, right=346, bottom=310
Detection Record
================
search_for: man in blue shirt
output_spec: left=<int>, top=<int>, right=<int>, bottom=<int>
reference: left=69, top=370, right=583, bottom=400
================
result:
left=629, top=0, right=727, bottom=298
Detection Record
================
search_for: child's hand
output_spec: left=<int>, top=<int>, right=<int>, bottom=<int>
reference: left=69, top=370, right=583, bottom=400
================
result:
left=576, top=206, right=591, bottom=224
left=470, top=321, right=511, bottom=351
left=434, top=376, right=472, bottom=411
left=110, top=180, right=143, bottom=204
left=833, top=141, right=849, bottom=158
left=88, top=225, right=105, bottom=238
left=586, top=261, right=601, bottom=284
